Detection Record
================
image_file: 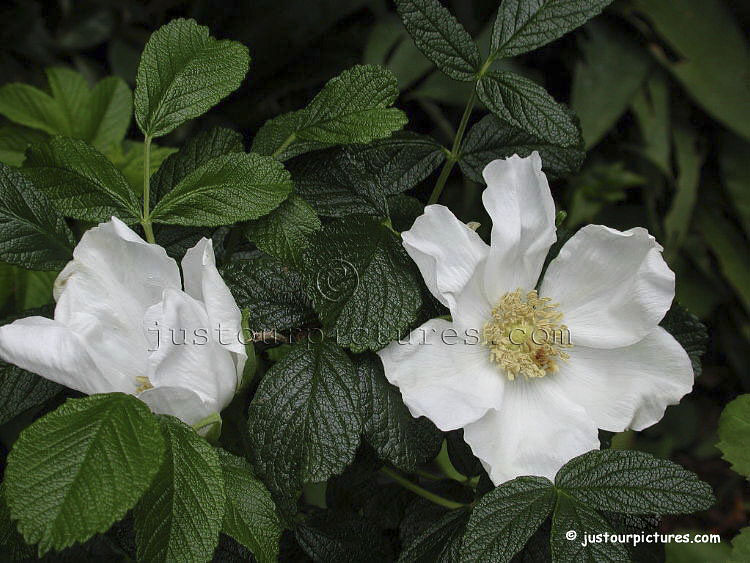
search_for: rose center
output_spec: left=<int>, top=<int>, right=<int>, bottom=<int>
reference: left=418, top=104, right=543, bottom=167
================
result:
left=135, top=376, right=154, bottom=393
left=482, top=289, right=571, bottom=380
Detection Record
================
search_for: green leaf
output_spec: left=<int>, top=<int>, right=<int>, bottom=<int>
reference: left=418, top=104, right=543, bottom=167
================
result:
left=0, top=484, right=35, bottom=560
left=550, top=493, right=629, bottom=562
left=394, top=0, right=482, bottom=81
left=730, top=527, right=750, bottom=563
left=460, top=114, right=584, bottom=182
left=134, top=18, right=250, bottom=137
left=400, top=508, right=469, bottom=563
left=5, top=393, right=164, bottom=555
left=461, top=476, right=556, bottom=563
left=0, top=162, right=75, bottom=270
left=134, top=416, right=225, bottom=563
left=150, top=127, right=244, bottom=207
left=0, top=124, right=47, bottom=167
left=290, top=133, right=445, bottom=218
left=218, top=449, right=282, bottom=563
left=244, top=195, right=321, bottom=267
left=246, top=339, right=361, bottom=501
left=632, top=0, right=750, bottom=141
left=445, top=429, right=483, bottom=478
left=491, top=0, right=613, bottom=59
left=631, top=72, right=671, bottom=175
left=105, top=140, right=177, bottom=194
left=477, top=72, right=582, bottom=148
left=221, top=255, right=316, bottom=332
left=719, top=133, right=750, bottom=238
left=22, top=136, right=142, bottom=223
left=570, top=20, right=651, bottom=148
left=295, top=510, right=391, bottom=562
left=660, top=303, right=708, bottom=377
left=252, top=65, right=407, bottom=158
left=0, top=67, right=132, bottom=151
left=301, top=218, right=422, bottom=352
left=555, top=450, right=715, bottom=514
left=150, top=152, right=292, bottom=227
left=356, top=353, right=442, bottom=472
left=717, top=394, right=750, bottom=479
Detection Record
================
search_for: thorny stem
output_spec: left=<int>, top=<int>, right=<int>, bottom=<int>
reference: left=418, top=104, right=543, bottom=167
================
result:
left=379, top=466, right=470, bottom=510
left=140, top=134, right=156, bottom=244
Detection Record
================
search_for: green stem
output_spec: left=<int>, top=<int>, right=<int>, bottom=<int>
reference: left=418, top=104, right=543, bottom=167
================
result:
left=140, top=135, right=156, bottom=244
left=427, top=88, right=477, bottom=205
left=379, top=466, right=468, bottom=510
left=271, top=133, right=296, bottom=159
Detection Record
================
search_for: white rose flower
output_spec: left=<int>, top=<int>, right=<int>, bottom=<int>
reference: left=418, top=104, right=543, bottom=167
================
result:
left=378, top=152, right=693, bottom=485
left=0, top=217, right=246, bottom=427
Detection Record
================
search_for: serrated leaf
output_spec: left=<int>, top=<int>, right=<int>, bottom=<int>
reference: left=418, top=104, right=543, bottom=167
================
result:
left=0, top=484, right=35, bottom=560
left=491, top=0, right=613, bottom=59
left=150, top=152, right=291, bottom=227
left=395, top=0, right=482, bottom=81
left=477, top=72, right=582, bottom=148
left=460, top=114, right=584, bottom=182
left=246, top=339, right=361, bottom=501
left=252, top=65, right=407, bottom=158
left=301, top=218, right=422, bottom=352
left=0, top=124, right=48, bottom=167
left=290, top=133, right=445, bottom=218
left=0, top=162, right=75, bottom=270
left=356, top=353, right=441, bottom=472
left=244, top=195, right=321, bottom=267
left=555, top=450, right=715, bottom=514
left=461, top=476, right=556, bottom=563
left=295, top=510, right=391, bottom=562
left=150, top=127, right=244, bottom=207
left=550, top=493, right=629, bottom=563
left=5, top=393, right=164, bottom=555
left=22, top=136, right=142, bottom=222
left=0, top=67, right=132, bottom=152
left=134, top=416, right=225, bottom=563
left=134, top=18, right=250, bottom=137
left=400, top=508, right=469, bottom=563
left=660, top=303, right=708, bottom=377
left=218, top=449, right=282, bottom=563
left=221, top=256, right=316, bottom=332
left=717, top=394, right=750, bottom=480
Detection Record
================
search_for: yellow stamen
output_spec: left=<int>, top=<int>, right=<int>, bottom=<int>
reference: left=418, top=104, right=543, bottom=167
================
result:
left=135, top=376, right=154, bottom=393
left=482, top=289, right=571, bottom=380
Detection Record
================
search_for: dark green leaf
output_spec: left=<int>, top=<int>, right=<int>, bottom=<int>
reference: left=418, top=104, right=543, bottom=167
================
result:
left=660, top=303, right=708, bottom=377
left=134, top=416, right=225, bottom=563
left=134, top=18, right=250, bottom=137
left=295, top=510, right=391, bottom=562
left=555, top=450, right=715, bottom=514
left=245, top=195, right=321, bottom=267
left=22, top=136, right=142, bottom=222
left=221, top=255, right=316, bottom=332
left=491, top=0, right=613, bottom=59
left=301, top=218, right=422, bottom=352
left=0, top=361, right=60, bottom=425
left=445, top=429, right=483, bottom=478
left=290, top=133, right=445, bottom=218
left=0, top=484, right=35, bottom=560
left=218, top=449, right=282, bottom=563
left=400, top=508, right=469, bottom=563
left=460, top=114, right=584, bottom=182
left=150, top=152, right=292, bottom=227
left=0, top=162, right=75, bottom=270
left=0, top=124, right=48, bottom=167
left=5, top=394, right=164, bottom=555
left=717, top=394, right=750, bottom=480
left=356, top=353, right=442, bottom=472
left=395, top=0, right=482, bottom=81
left=247, top=339, right=361, bottom=500
left=477, top=72, right=582, bottom=148
left=461, top=476, right=556, bottom=563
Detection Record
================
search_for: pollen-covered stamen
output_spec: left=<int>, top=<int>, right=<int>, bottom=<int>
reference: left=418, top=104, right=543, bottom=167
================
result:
left=135, top=376, right=154, bottom=393
left=482, top=289, right=571, bottom=380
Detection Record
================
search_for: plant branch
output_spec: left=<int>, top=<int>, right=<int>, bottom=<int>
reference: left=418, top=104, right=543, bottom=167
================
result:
left=379, top=466, right=469, bottom=510
left=140, top=134, right=156, bottom=244
left=271, top=133, right=296, bottom=159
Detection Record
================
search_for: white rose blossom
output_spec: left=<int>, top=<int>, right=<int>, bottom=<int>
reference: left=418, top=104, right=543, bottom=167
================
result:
left=0, top=217, right=246, bottom=427
left=378, top=152, right=693, bottom=485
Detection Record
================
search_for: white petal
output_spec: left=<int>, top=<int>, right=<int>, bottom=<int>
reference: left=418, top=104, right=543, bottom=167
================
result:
left=464, top=378, right=599, bottom=484
left=401, top=205, right=488, bottom=310
left=0, top=317, right=134, bottom=395
left=451, top=259, right=493, bottom=331
left=138, top=386, right=215, bottom=426
left=146, top=288, right=237, bottom=411
left=377, top=319, right=504, bottom=431
left=540, top=225, right=674, bottom=348
left=181, top=238, right=246, bottom=388
left=55, top=217, right=180, bottom=309
left=481, top=153, right=556, bottom=302
left=551, top=327, right=693, bottom=432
